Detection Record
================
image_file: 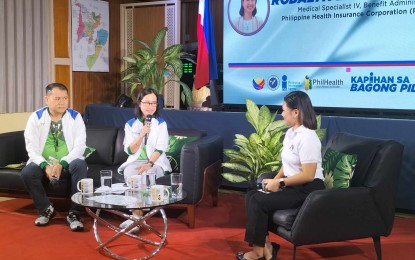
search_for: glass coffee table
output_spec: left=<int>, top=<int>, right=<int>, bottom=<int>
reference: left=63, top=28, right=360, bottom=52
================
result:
left=71, top=188, right=186, bottom=260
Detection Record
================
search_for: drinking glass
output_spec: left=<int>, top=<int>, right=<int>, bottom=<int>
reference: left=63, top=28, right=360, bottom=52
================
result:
left=100, top=170, right=112, bottom=188
left=170, top=173, right=183, bottom=199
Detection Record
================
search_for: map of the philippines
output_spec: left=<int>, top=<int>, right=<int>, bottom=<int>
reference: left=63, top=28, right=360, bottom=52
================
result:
left=72, top=0, right=109, bottom=72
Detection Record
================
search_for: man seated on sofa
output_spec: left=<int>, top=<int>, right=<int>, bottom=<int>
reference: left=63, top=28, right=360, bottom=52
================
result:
left=21, top=83, right=87, bottom=232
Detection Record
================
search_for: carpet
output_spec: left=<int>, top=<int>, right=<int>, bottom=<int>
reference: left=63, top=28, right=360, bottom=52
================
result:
left=1, top=193, right=414, bottom=260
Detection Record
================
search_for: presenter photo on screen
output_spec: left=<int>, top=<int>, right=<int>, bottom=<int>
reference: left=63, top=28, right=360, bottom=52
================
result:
left=229, top=0, right=269, bottom=35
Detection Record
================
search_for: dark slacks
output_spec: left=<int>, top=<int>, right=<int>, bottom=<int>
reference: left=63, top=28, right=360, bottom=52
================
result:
left=244, top=179, right=325, bottom=246
left=21, top=159, right=87, bottom=214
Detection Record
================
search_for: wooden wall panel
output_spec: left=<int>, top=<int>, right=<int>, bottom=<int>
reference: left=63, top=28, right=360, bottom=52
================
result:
left=53, top=0, right=71, bottom=108
left=55, top=65, right=71, bottom=92
left=182, top=1, right=198, bottom=44
left=210, top=0, right=224, bottom=61
left=54, top=0, right=69, bottom=58
left=132, top=6, right=165, bottom=50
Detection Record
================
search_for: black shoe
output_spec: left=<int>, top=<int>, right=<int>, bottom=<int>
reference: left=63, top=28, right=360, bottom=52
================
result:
left=236, top=251, right=266, bottom=260
left=270, top=242, right=280, bottom=260
left=67, top=212, right=84, bottom=231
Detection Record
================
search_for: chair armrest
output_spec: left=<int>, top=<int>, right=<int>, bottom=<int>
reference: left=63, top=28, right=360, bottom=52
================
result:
left=180, top=135, right=223, bottom=204
left=289, top=187, right=387, bottom=245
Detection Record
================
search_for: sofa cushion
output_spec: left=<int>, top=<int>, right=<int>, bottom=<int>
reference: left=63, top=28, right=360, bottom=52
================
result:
left=113, top=128, right=128, bottom=166
left=85, top=127, right=118, bottom=166
left=165, top=129, right=206, bottom=173
left=83, top=146, right=96, bottom=158
left=167, top=135, right=199, bottom=173
left=0, top=162, right=25, bottom=170
left=168, top=128, right=206, bottom=139
left=323, top=133, right=385, bottom=187
left=323, top=148, right=357, bottom=189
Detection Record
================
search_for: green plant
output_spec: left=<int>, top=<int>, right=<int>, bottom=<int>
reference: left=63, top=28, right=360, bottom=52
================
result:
left=222, top=99, right=326, bottom=184
left=222, top=99, right=287, bottom=183
left=122, top=27, right=193, bottom=106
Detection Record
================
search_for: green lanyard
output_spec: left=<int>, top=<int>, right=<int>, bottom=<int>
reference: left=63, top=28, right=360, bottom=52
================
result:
left=50, top=121, right=62, bottom=152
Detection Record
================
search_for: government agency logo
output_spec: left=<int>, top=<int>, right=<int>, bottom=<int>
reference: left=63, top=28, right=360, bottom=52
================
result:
left=252, top=78, right=265, bottom=90
left=305, top=75, right=312, bottom=91
left=267, top=75, right=279, bottom=91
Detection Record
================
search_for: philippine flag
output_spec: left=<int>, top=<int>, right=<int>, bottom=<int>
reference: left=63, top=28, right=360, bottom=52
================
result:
left=194, top=0, right=218, bottom=90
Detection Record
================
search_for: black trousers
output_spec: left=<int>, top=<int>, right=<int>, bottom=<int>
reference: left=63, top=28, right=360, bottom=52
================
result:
left=244, top=179, right=325, bottom=246
left=21, top=159, right=87, bottom=214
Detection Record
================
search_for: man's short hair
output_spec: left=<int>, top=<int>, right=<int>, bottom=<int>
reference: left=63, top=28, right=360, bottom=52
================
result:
left=45, top=83, right=68, bottom=95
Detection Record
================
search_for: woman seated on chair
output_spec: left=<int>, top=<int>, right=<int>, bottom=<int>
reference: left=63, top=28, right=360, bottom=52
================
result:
left=118, top=87, right=171, bottom=231
left=236, top=91, right=325, bottom=260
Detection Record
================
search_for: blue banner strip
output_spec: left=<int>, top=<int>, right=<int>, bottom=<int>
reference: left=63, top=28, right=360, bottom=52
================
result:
left=229, top=61, right=415, bottom=68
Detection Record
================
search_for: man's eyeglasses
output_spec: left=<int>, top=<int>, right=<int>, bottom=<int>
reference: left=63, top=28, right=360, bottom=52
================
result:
left=141, top=101, right=158, bottom=107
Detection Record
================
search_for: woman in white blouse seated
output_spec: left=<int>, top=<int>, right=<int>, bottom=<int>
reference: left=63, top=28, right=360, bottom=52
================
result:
left=236, top=91, right=325, bottom=260
left=118, top=87, right=172, bottom=232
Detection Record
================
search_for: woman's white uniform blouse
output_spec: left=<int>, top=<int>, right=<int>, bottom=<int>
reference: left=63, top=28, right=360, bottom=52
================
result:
left=117, top=117, right=172, bottom=174
left=281, top=125, right=324, bottom=180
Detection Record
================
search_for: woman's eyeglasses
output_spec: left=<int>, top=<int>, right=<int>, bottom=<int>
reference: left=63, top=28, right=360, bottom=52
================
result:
left=141, top=101, right=158, bottom=107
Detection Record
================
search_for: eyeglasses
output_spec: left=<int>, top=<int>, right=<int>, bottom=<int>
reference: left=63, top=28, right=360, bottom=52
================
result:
left=141, top=101, right=158, bottom=107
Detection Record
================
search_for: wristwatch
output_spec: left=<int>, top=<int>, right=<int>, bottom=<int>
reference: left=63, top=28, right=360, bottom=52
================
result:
left=148, top=160, right=154, bottom=167
left=279, top=178, right=286, bottom=189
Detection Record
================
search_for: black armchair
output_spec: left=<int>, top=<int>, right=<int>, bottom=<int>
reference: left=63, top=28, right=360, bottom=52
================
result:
left=264, top=133, right=404, bottom=260
left=155, top=130, right=223, bottom=228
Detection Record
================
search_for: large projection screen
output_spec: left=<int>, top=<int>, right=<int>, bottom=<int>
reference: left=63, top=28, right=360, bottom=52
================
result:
left=223, top=0, right=415, bottom=111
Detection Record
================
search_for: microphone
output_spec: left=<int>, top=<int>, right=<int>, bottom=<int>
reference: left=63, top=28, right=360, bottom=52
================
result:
left=144, top=115, right=152, bottom=145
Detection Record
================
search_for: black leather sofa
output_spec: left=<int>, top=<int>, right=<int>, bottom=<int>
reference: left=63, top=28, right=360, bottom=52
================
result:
left=259, top=133, right=404, bottom=260
left=0, top=126, right=223, bottom=228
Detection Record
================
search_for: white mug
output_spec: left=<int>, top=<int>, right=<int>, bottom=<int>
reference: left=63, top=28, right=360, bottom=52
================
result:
left=77, top=178, right=94, bottom=194
left=128, top=175, right=145, bottom=190
left=150, top=185, right=171, bottom=201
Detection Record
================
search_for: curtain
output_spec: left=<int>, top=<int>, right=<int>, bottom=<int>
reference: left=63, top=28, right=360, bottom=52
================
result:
left=0, top=0, right=50, bottom=113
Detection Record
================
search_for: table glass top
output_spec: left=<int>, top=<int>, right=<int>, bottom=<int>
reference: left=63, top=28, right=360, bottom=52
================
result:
left=71, top=188, right=186, bottom=210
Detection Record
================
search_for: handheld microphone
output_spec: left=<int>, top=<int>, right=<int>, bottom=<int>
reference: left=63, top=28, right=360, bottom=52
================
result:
left=144, top=115, right=152, bottom=145
left=50, top=176, right=59, bottom=186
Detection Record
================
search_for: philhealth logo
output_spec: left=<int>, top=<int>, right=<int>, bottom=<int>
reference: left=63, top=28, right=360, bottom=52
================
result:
left=252, top=78, right=265, bottom=90
left=305, top=75, right=312, bottom=90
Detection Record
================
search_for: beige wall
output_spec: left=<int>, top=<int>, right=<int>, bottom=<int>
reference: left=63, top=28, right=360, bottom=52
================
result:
left=0, top=113, right=31, bottom=133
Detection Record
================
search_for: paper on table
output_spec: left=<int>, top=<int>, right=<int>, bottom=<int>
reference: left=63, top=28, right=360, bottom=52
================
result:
left=95, top=183, right=130, bottom=194
left=86, top=194, right=140, bottom=206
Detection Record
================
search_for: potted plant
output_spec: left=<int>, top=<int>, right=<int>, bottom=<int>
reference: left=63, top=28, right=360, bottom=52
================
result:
left=222, top=99, right=326, bottom=186
left=122, top=27, right=193, bottom=107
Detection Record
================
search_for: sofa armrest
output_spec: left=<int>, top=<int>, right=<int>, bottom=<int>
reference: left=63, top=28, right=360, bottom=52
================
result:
left=0, top=131, right=27, bottom=166
left=288, top=187, right=386, bottom=245
left=179, top=135, right=223, bottom=204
